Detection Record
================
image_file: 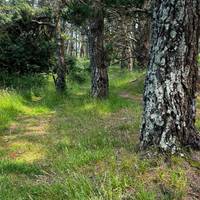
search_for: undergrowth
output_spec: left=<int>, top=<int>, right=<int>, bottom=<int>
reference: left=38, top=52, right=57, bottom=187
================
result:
left=0, top=66, right=196, bottom=200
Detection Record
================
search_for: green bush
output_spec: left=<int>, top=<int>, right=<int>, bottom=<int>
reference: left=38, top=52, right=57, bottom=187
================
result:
left=67, top=56, right=90, bottom=83
left=0, top=2, right=55, bottom=74
left=0, top=72, right=48, bottom=91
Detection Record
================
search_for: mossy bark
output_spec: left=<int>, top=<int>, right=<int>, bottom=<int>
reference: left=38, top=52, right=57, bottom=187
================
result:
left=141, top=0, right=200, bottom=152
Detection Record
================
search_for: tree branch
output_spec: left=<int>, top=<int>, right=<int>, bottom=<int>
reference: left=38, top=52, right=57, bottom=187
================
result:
left=31, top=20, right=56, bottom=28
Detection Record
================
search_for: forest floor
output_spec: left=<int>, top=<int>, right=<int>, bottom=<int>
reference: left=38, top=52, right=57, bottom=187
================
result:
left=0, top=67, right=200, bottom=200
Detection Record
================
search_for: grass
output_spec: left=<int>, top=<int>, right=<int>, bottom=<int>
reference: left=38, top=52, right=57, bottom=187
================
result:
left=0, top=66, right=199, bottom=199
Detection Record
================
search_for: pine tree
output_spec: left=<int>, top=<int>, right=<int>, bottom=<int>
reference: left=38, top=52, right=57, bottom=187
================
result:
left=141, top=0, right=200, bottom=153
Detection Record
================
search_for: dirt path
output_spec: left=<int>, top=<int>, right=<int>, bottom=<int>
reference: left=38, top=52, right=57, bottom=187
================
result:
left=119, top=91, right=142, bottom=102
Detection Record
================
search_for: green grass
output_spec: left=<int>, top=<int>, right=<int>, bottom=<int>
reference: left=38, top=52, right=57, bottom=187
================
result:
left=0, top=66, right=198, bottom=200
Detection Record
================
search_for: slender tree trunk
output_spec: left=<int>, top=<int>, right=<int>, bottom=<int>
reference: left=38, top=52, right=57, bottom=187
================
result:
left=88, top=11, right=109, bottom=98
left=120, top=47, right=128, bottom=69
left=126, top=18, right=134, bottom=71
left=55, top=10, right=66, bottom=92
left=134, top=0, right=151, bottom=68
left=128, top=44, right=133, bottom=71
left=134, top=15, right=150, bottom=68
left=120, top=17, right=129, bottom=70
left=141, top=0, right=200, bottom=152
left=80, top=34, right=85, bottom=57
left=85, top=37, right=89, bottom=58
left=75, top=31, right=78, bottom=57
left=69, top=30, right=74, bottom=56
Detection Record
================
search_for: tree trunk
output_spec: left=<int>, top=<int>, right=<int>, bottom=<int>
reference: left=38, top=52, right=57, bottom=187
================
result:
left=80, top=34, right=85, bottom=58
left=120, top=19, right=127, bottom=70
left=75, top=31, right=78, bottom=57
left=128, top=42, right=134, bottom=71
left=55, top=12, right=66, bottom=92
left=120, top=46, right=128, bottom=69
left=134, top=15, right=150, bottom=68
left=88, top=11, right=109, bottom=98
left=141, top=0, right=200, bottom=152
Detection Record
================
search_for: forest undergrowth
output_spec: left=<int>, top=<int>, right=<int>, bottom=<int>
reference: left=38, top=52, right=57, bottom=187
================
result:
left=0, top=67, right=199, bottom=200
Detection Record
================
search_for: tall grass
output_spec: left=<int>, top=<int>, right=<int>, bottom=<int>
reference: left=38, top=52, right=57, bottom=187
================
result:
left=0, top=66, right=192, bottom=200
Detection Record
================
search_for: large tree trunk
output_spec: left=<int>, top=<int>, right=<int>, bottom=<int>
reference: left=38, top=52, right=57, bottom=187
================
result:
left=88, top=10, right=109, bottom=98
left=141, top=0, right=200, bottom=152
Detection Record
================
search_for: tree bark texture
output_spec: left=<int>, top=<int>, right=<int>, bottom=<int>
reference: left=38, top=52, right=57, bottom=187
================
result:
left=141, top=0, right=200, bottom=152
left=55, top=6, right=66, bottom=93
left=88, top=11, right=109, bottom=98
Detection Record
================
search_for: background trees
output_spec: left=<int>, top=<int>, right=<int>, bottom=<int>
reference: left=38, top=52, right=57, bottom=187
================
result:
left=65, top=0, right=147, bottom=97
left=1, top=0, right=199, bottom=153
left=0, top=1, right=55, bottom=74
left=1, top=0, right=200, bottom=199
left=0, top=0, right=148, bottom=96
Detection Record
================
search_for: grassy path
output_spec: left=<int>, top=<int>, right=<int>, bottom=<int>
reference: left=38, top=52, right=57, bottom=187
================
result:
left=0, top=68, right=200, bottom=200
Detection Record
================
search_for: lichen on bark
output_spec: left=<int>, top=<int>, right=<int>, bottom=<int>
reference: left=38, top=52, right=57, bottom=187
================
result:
left=140, top=0, right=200, bottom=153
left=88, top=8, right=109, bottom=99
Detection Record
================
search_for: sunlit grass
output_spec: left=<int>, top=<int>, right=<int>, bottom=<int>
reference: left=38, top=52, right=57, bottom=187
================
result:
left=0, top=90, right=51, bottom=131
left=8, top=140, right=45, bottom=163
left=0, top=65, right=199, bottom=199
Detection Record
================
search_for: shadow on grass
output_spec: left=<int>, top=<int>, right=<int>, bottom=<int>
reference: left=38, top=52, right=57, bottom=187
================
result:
left=0, top=69, right=144, bottom=175
left=0, top=160, right=42, bottom=175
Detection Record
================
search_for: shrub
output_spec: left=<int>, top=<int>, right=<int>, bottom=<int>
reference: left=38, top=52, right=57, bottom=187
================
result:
left=67, top=56, right=90, bottom=83
left=0, top=2, right=55, bottom=74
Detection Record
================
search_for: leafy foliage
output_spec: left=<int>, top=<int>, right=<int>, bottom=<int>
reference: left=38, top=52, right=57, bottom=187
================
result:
left=67, top=56, right=90, bottom=83
left=0, top=2, right=55, bottom=74
left=62, top=1, right=92, bottom=26
left=63, top=0, right=144, bottom=26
